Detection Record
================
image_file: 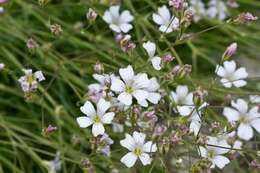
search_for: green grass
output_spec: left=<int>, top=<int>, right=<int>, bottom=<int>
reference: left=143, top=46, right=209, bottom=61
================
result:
left=0, top=0, right=260, bottom=172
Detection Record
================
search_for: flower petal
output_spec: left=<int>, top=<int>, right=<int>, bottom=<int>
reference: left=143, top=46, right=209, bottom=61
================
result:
left=223, top=107, right=239, bottom=122
left=76, top=116, right=93, bottom=128
left=213, top=155, right=230, bottom=169
left=80, top=101, right=96, bottom=117
left=119, top=10, right=134, bottom=23
left=133, top=131, right=146, bottom=145
left=120, top=152, right=138, bottom=168
left=119, top=23, right=133, bottom=33
left=143, top=141, right=157, bottom=152
left=232, top=80, right=247, bottom=88
left=151, top=56, right=162, bottom=70
left=143, top=41, right=156, bottom=58
left=118, top=92, right=132, bottom=106
left=233, top=67, right=248, bottom=80
left=223, top=60, right=236, bottom=74
left=102, top=112, right=115, bottom=124
left=177, top=106, right=193, bottom=116
left=109, top=24, right=121, bottom=33
left=216, top=65, right=226, bottom=77
left=133, top=90, right=149, bottom=103
left=139, top=153, right=152, bottom=166
left=97, top=98, right=111, bottom=115
left=111, top=78, right=125, bottom=92
left=92, top=123, right=105, bottom=137
left=120, top=134, right=136, bottom=151
left=198, top=146, right=207, bottom=158
left=152, top=14, right=163, bottom=25
left=119, top=65, right=134, bottom=84
left=231, top=99, right=248, bottom=114
left=237, top=124, right=254, bottom=141
left=251, top=118, right=260, bottom=133
left=158, top=5, right=170, bottom=21
left=147, top=92, right=161, bottom=104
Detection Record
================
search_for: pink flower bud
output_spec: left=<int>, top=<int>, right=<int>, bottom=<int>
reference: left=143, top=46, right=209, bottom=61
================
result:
left=163, top=54, right=174, bottom=63
left=169, top=0, right=185, bottom=11
left=235, top=12, right=258, bottom=24
left=224, top=42, right=237, bottom=58
left=86, top=8, right=98, bottom=21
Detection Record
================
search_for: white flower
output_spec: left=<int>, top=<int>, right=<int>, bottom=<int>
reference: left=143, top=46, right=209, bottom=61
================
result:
left=143, top=41, right=162, bottom=70
left=103, top=5, right=134, bottom=33
left=199, top=136, right=231, bottom=169
left=170, top=85, right=194, bottom=116
left=76, top=99, right=115, bottom=137
left=43, top=152, right=62, bottom=173
left=206, top=0, right=228, bottom=21
left=189, top=0, right=206, bottom=22
left=223, top=98, right=260, bottom=141
left=18, top=69, right=45, bottom=92
left=120, top=131, right=157, bottom=168
left=152, top=5, right=179, bottom=33
left=216, top=60, right=248, bottom=88
left=250, top=95, right=260, bottom=104
left=139, top=77, right=161, bottom=107
left=111, top=65, right=150, bottom=106
left=0, top=63, right=4, bottom=70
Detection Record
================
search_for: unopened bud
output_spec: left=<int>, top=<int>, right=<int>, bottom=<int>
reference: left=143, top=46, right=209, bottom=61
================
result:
left=38, top=0, right=49, bottom=6
left=26, top=38, right=39, bottom=50
left=163, top=54, right=174, bottom=63
left=222, top=42, right=237, bottom=60
left=86, top=8, right=98, bottom=21
left=50, top=23, right=63, bottom=35
left=169, top=0, right=185, bottom=11
left=193, top=87, right=208, bottom=106
left=93, top=62, right=104, bottom=74
left=42, top=125, right=57, bottom=137
left=234, top=12, right=258, bottom=24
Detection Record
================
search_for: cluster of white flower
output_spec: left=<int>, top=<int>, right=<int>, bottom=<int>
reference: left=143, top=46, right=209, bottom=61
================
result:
left=73, top=2, right=260, bottom=171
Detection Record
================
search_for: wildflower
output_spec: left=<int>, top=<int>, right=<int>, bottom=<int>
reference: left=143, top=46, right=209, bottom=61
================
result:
left=0, top=63, right=4, bottom=70
left=223, top=42, right=237, bottom=60
left=96, top=133, right=114, bottom=156
left=50, top=23, right=63, bottom=35
left=216, top=60, right=248, bottom=88
left=169, top=0, right=185, bottom=11
left=111, top=65, right=150, bottom=106
left=199, top=136, right=231, bottom=169
left=42, top=125, right=58, bottom=137
left=143, top=41, right=161, bottom=70
left=170, top=85, right=194, bottom=116
left=76, top=99, right=115, bottom=137
left=118, top=34, right=136, bottom=52
left=206, top=0, right=228, bottom=21
left=250, top=95, right=260, bottom=104
left=234, top=12, right=258, bottom=24
left=152, top=5, right=179, bottom=33
left=18, top=69, right=45, bottom=92
left=103, top=5, right=134, bottom=33
left=188, top=0, right=206, bottom=22
left=120, top=131, right=157, bottom=168
left=86, top=8, right=98, bottom=21
left=223, top=98, right=260, bottom=140
left=26, top=38, right=39, bottom=49
left=154, top=124, right=167, bottom=136
left=43, top=152, right=62, bottom=173
left=163, top=54, right=174, bottom=63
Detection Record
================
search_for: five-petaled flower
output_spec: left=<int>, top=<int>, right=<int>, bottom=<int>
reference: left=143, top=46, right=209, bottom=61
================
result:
left=103, top=5, right=134, bottom=33
left=223, top=98, right=260, bottom=141
left=111, top=65, right=150, bottom=106
left=120, top=131, right=157, bottom=168
left=152, top=5, right=179, bottom=33
left=76, top=99, right=115, bottom=137
left=18, top=69, right=45, bottom=92
left=199, top=136, right=231, bottom=169
left=216, top=60, right=248, bottom=88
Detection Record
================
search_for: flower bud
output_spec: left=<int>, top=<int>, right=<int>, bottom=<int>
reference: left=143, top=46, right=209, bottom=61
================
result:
left=118, top=34, right=136, bottom=52
left=93, top=62, right=104, bottom=74
left=222, top=42, right=237, bottom=60
left=50, top=23, right=63, bottom=35
left=42, top=125, right=57, bottom=137
left=249, top=160, right=260, bottom=169
left=26, top=38, right=39, bottom=50
left=163, top=54, right=174, bottom=63
left=169, top=0, right=185, bottom=11
left=227, top=0, right=239, bottom=8
left=0, top=63, right=5, bottom=71
left=0, top=7, right=4, bottom=15
left=38, top=0, right=49, bottom=6
left=86, top=8, right=98, bottom=21
left=193, top=87, right=208, bottom=106
left=234, top=12, right=258, bottom=24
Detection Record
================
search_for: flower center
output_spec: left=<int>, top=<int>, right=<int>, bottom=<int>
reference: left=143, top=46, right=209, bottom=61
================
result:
left=133, top=147, right=142, bottom=156
left=93, top=115, right=101, bottom=123
left=208, top=150, right=215, bottom=159
left=27, top=75, right=36, bottom=85
left=125, top=85, right=134, bottom=93
left=239, top=116, right=249, bottom=124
